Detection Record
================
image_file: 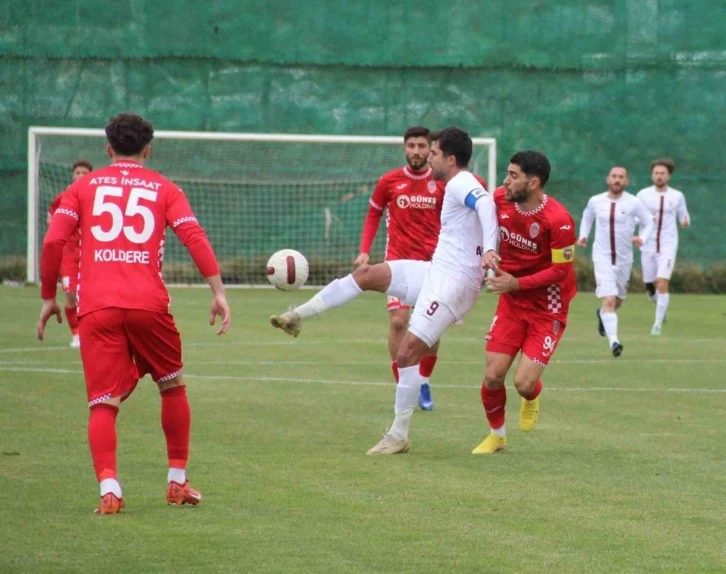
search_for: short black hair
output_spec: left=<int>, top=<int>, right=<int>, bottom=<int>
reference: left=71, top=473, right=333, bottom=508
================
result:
left=404, top=126, right=430, bottom=142
left=509, top=150, right=551, bottom=188
left=72, top=159, right=93, bottom=171
left=651, top=158, right=675, bottom=174
left=105, top=113, right=154, bottom=156
left=609, top=165, right=628, bottom=174
left=430, top=126, right=472, bottom=168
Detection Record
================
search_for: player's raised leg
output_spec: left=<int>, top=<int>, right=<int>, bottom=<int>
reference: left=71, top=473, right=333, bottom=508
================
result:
left=270, top=263, right=389, bottom=337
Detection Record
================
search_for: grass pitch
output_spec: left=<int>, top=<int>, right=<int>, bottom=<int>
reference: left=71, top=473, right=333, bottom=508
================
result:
left=1, top=286, right=725, bottom=573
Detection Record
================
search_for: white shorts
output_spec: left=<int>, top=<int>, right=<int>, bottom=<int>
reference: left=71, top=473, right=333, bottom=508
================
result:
left=594, top=261, right=632, bottom=300
left=387, top=260, right=480, bottom=347
left=641, top=251, right=676, bottom=282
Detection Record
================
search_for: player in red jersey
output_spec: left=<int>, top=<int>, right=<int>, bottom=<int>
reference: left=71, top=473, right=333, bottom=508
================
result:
left=354, top=126, right=487, bottom=410
left=355, top=126, right=444, bottom=410
left=37, top=113, right=231, bottom=513
left=47, top=159, right=93, bottom=347
left=473, top=150, right=577, bottom=455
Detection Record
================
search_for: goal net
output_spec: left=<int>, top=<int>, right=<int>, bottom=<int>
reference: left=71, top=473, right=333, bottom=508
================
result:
left=28, top=129, right=496, bottom=286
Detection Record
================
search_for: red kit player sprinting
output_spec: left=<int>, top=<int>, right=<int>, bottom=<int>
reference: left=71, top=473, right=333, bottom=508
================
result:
left=355, top=126, right=486, bottom=410
left=37, top=113, right=231, bottom=513
left=47, top=159, right=93, bottom=347
left=474, top=150, right=577, bottom=454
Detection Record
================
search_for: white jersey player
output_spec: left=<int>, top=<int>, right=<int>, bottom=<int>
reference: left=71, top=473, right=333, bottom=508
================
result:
left=636, top=159, right=690, bottom=335
left=269, top=127, right=498, bottom=455
left=577, top=166, right=653, bottom=356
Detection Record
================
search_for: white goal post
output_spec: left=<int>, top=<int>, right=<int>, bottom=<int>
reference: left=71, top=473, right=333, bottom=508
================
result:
left=27, top=127, right=497, bottom=286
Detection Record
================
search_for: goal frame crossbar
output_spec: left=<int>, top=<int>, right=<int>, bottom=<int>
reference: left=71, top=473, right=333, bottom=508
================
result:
left=27, top=127, right=497, bottom=284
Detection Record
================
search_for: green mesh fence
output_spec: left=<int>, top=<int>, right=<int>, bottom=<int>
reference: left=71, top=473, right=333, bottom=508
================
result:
left=3, top=0, right=726, bottom=276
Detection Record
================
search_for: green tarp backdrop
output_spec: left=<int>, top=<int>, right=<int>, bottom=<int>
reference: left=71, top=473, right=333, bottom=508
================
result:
left=2, top=0, right=725, bottom=272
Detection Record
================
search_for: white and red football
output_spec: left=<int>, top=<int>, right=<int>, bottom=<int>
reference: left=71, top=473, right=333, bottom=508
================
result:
left=266, top=249, right=309, bottom=291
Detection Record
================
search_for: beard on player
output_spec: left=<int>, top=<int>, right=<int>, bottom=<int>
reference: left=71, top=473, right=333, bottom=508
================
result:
left=406, top=152, right=428, bottom=171
left=504, top=180, right=529, bottom=203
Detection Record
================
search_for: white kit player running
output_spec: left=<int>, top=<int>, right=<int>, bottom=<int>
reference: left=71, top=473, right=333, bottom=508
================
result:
left=577, top=166, right=653, bottom=356
left=636, top=158, right=690, bottom=335
left=269, top=126, right=498, bottom=454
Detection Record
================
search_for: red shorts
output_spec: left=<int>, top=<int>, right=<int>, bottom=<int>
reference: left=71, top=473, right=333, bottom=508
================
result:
left=79, top=308, right=183, bottom=407
left=60, top=257, right=79, bottom=294
left=386, top=295, right=410, bottom=313
left=485, top=296, right=567, bottom=367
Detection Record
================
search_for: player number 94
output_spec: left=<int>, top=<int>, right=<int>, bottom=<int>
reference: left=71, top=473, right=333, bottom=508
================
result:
left=91, top=186, right=158, bottom=243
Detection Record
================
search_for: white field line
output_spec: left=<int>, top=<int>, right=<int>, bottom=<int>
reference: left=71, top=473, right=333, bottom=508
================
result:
left=1, top=366, right=725, bottom=393
left=3, top=334, right=723, bottom=354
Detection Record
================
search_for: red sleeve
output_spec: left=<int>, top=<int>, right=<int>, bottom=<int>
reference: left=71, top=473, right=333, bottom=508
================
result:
left=473, top=173, right=488, bottom=192
left=359, top=175, right=389, bottom=254
left=40, top=212, right=79, bottom=299
left=174, top=224, right=220, bottom=278
left=517, top=264, right=570, bottom=290
left=166, top=185, right=220, bottom=278
left=48, top=193, right=63, bottom=217
left=518, top=209, right=576, bottom=291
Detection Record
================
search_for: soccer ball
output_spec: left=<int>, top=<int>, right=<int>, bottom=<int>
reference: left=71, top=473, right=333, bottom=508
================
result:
left=266, top=249, right=309, bottom=291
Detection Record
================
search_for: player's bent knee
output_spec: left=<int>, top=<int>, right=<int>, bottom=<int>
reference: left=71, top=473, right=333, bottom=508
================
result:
left=352, top=263, right=390, bottom=292
left=389, top=314, right=408, bottom=333
left=157, top=374, right=184, bottom=393
left=513, top=376, right=538, bottom=397
left=396, top=336, right=428, bottom=368
left=483, top=369, right=506, bottom=389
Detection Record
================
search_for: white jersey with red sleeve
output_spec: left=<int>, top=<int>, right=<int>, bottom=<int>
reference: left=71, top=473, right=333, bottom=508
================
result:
left=360, top=166, right=488, bottom=262
left=50, top=160, right=217, bottom=316
left=494, top=187, right=577, bottom=317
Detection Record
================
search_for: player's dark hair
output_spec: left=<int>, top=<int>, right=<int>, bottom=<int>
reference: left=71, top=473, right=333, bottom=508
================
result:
left=609, top=165, right=628, bottom=174
left=429, top=127, right=472, bottom=168
left=72, top=159, right=93, bottom=171
left=651, top=158, right=675, bottom=174
left=509, top=150, right=551, bottom=188
left=403, top=126, right=430, bottom=142
left=105, top=113, right=154, bottom=156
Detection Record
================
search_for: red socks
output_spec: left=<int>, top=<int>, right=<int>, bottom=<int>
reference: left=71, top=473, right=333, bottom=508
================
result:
left=480, top=384, right=507, bottom=430
left=88, top=404, right=119, bottom=482
left=521, top=380, right=543, bottom=401
left=64, top=306, right=79, bottom=335
left=161, top=385, right=191, bottom=469
left=419, top=355, right=438, bottom=378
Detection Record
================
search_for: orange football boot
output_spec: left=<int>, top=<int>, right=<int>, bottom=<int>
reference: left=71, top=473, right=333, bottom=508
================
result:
left=166, top=480, right=202, bottom=505
left=94, top=493, right=125, bottom=514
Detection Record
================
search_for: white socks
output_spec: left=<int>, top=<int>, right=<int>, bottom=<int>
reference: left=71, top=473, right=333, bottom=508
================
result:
left=600, top=311, right=619, bottom=345
left=100, top=478, right=122, bottom=498
left=168, top=467, right=186, bottom=485
left=294, top=275, right=363, bottom=320
left=655, top=293, right=670, bottom=327
left=491, top=424, right=507, bottom=438
left=390, top=365, right=424, bottom=440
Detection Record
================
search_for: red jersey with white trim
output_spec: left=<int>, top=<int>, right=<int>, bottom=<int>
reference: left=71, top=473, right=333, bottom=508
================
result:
left=49, top=191, right=81, bottom=262
left=369, top=166, right=445, bottom=260
left=53, top=161, right=202, bottom=316
left=494, top=187, right=577, bottom=317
